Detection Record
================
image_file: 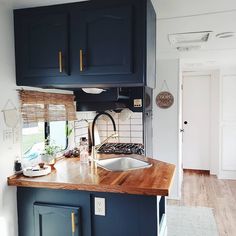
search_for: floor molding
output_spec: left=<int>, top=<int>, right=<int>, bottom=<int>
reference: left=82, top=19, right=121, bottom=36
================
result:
left=183, top=169, right=210, bottom=175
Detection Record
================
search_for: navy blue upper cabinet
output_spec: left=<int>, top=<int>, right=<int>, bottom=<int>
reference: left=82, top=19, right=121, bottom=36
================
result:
left=14, top=0, right=156, bottom=89
left=34, top=203, right=81, bottom=236
left=75, top=6, right=133, bottom=75
left=14, top=9, right=70, bottom=81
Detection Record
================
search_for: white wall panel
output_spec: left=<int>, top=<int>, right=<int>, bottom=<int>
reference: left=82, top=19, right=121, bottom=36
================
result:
left=153, top=59, right=180, bottom=199
left=219, top=69, right=236, bottom=178
left=222, top=75, right=236, bottom=121
left=222, top=126, right=236, bottom=171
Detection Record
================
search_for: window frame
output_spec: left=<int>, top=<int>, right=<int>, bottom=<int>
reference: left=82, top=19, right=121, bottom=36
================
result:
left=45, top=121, right=69, bottom=150
left=22, top=120, right=69, bottom=161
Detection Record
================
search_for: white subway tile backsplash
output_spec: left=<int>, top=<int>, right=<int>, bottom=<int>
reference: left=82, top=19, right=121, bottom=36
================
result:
left=118, top=119, right=131, bottom=125
left=74, top=129, right=81, bottom=137
left=96, top=119, right=107, bottom=125
left=74, top=111, right=143, bottom=145
left=97, top=130, right=107, bottom=137
left=131, top=138, right=143, bottom=144
left=130, top=119, right=142, bottom=125
left=131, top=131, right=143, bottom=138
left=118, top=124, right=131, bottom=131
left=107, top=124, right=117, bottom=131
left=131, top=112, right=143, bottom=119
left=100, top=136, right=107, bottom=142
left=130, top=125, right=143, bottom=131
left=110, top=112, right=118, bottom=119
left=97, top=124, right=107, bottom=130
left=107, top=131, right=116, bottom=136
left=119, top=131, right=131, bottom=137
left=87, top=112, right=96, bottom=119
left=110, top=137, right=119, bottom=143
left=75, top=128, right=88, bottom=136
left=119, top=137, right=131, bottom=143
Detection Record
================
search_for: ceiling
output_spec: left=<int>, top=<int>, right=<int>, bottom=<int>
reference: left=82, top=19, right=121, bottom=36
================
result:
left=3, top=0, right=235, bottom=14
left=154, top=0, right=236, bottom=62
left=155, top=0, right=236, bottom=19
left=2, top=0, right=236, bottom=64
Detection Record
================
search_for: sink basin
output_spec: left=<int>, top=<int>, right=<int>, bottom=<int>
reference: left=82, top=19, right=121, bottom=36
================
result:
left=96, top=157, right=152, bottom=171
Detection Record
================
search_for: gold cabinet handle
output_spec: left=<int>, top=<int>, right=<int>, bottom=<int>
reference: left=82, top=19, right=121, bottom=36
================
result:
left=59, top=51, right=63, bottom=73
left=71, top=211, right=75, bottom=233
left=80, top=49, right=83, bottom=72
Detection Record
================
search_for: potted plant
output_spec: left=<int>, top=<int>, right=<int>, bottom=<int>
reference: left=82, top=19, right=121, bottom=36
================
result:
left=41, top=138, right=62, bottom=169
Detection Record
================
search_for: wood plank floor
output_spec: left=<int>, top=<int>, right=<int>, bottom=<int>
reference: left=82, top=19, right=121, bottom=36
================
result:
left=168, top=171, right=236, bottom=236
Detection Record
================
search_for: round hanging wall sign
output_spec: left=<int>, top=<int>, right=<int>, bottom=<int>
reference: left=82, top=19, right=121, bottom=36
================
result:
left=156, top=91, right=174, bottom=109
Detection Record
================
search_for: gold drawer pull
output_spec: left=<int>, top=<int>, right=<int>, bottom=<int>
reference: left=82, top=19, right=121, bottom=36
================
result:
left=59, top=51, right=63, bottom=73
left=80, top=49, right=83, bottom=72
left=71, top=211, right=75, bottom=233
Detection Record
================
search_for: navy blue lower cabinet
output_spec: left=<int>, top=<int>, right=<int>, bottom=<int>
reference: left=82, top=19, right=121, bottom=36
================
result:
left=90, top=192, right=158, bottom=236
left=34, top=203, right=81, bottom=236
left=17, top=188, right=163, bottom=236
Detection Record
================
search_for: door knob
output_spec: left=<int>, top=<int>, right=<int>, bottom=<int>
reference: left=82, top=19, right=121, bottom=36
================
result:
left=184, top=121, right=188, bottom=125
left=180, top=129, right=184, bottom=132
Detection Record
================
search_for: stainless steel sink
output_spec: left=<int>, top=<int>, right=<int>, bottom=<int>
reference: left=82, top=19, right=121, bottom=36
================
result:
left=96, top=157, right=152, bottom=171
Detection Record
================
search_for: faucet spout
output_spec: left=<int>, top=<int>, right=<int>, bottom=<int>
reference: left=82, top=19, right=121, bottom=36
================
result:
left=91, top=112, right=117, bottom=161
left=91, top=112, right=117, bottom=146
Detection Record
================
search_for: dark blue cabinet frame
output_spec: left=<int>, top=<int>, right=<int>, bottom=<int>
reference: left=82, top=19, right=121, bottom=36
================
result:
left=34, top=203, right=81, bottom=236
left=14, top=0, right=156, bottom=89
left=17, top=187, right=162, bottom=236
left=76, top=5, right=133, bottom=76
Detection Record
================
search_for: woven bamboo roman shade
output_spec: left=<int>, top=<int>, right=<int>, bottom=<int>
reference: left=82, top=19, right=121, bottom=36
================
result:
left=19, top=90, right=77, bottom=124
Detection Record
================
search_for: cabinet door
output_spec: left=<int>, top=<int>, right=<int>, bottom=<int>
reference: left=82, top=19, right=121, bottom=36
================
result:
left=15, top=12, right=69, bottom=79
left=75, top=5, right=133, bottom=76
left=34, top=203, right=81, bottom=236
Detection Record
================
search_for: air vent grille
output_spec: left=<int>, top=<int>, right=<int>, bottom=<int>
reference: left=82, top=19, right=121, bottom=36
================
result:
left=169, top=31, right=212, bottom=46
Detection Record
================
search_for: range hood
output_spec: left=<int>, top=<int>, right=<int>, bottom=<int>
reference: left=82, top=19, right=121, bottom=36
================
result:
left=74, top=87, right=152, bottom=113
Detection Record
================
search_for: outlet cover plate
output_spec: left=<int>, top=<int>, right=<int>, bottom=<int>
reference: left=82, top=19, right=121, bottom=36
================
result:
left=94, top=197, right=106, bottom=216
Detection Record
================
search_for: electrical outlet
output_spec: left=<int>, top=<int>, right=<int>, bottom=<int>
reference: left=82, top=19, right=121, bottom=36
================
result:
left=133, top=99, right=142, bottom=107
left=94, top=197, right=105, bottom=216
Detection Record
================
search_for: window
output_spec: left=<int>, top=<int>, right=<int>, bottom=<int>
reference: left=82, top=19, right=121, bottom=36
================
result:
left=22, top=122, right=45, bottom=157
left=48, top=121, right=68, bottom=149
left=22, top=121, right=68, bottom=163
left=19, top=90, right=76, bottom=165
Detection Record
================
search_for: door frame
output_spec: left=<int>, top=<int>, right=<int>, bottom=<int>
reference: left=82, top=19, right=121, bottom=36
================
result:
left=179, top=70, right=220, bottom=177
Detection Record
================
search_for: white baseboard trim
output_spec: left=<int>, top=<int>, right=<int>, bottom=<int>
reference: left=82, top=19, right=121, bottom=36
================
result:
left=167, top=196, right=181, bottom=201
left=218, top=170, right=236, bottom=180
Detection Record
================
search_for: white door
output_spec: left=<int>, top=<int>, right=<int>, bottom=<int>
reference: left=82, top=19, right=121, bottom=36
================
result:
left=182, top=74, right=211, bottom=170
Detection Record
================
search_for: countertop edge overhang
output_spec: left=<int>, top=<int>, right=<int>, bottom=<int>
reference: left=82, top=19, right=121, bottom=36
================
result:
left=8, top=154, right=175, bottom=196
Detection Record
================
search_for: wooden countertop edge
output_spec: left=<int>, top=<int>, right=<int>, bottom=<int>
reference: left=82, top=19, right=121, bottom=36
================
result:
left=7, top=155, right=175, bottom=196
left=7, top=177, right=170, bottom=196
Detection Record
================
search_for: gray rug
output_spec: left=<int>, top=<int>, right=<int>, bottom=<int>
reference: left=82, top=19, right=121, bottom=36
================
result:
left=167, top=205, right=219, bottom=236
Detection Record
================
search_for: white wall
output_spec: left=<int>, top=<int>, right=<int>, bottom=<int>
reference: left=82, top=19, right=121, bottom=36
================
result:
left=152, top=0, right=236, bottom=201
left=0, top=2, right=20, bottom=236
left=153, top=59, right=180, bottom=199
left=210, top=70, right=220, bottom=175
left=219, top=66, right=236, bottom=179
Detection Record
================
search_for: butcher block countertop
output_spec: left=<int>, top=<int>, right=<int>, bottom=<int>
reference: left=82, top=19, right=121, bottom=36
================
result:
left=8, top=154, right=175, bottom=196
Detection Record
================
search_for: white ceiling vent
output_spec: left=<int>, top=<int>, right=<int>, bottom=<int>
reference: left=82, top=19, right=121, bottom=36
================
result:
left=168, top=31, right=212, bottom=47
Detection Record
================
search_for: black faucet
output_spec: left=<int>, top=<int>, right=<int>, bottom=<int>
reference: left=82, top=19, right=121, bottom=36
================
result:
left=91, top=111, right=117, bottom=146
